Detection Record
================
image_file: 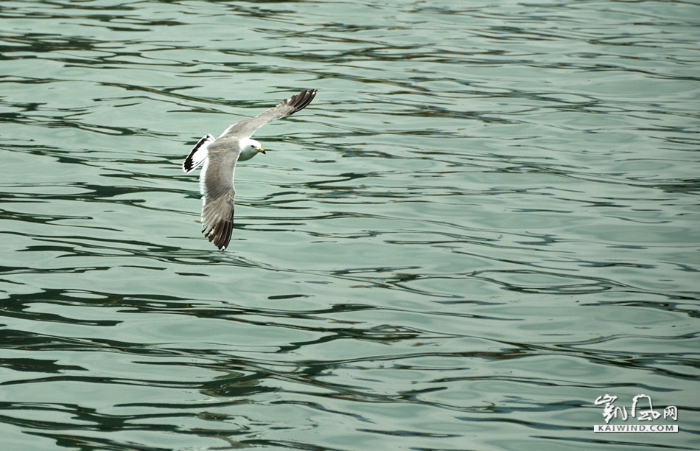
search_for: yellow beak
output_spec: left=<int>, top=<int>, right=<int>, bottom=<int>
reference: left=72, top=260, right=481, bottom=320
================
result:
left=258, top=147, right=266, bottom=155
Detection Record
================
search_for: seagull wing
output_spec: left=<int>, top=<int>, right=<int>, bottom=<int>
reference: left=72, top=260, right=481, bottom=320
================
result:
left=183, top=134, right=215, bottom=173
left=218, top=89, right=317, bottom=140
left=200, top=147, right=239, bottom=250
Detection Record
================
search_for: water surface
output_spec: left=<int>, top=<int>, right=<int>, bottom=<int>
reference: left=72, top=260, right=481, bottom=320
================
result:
left=1, top=1, right=699, bottom=450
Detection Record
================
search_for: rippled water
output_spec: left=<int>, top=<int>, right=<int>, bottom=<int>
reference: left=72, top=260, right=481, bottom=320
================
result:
left=1, top=1, right=699, bottom=450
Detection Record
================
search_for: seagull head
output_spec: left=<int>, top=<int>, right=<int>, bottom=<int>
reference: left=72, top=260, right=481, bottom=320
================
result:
left=239, top=138, right=266, bottom=161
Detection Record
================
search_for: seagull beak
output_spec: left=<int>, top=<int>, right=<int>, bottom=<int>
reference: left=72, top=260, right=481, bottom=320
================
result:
left=258, top=147, right=266, bottom=155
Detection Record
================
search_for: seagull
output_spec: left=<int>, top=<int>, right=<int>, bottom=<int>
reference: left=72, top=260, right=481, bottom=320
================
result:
left=182, top=89, right=317, bottom=250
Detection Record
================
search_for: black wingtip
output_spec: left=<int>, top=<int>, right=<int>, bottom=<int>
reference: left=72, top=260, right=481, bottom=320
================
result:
left=183, top=134, right=214, bottom=173
left=204, top=218, right=233, bottom=251
left=287, top=89, right=317, bottom=116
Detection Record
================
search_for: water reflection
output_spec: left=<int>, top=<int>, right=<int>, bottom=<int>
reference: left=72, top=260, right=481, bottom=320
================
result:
left=1, top=0, right=698, bottom=450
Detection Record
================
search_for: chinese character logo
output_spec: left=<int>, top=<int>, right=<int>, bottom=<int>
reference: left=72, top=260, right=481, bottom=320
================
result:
left=631, top=394, right=661, bottom=421
left=594, top=394, right=627, bottom=423
left=595, top=394, right=677, bottom=424
left=664, top=406, right=678, bottom=421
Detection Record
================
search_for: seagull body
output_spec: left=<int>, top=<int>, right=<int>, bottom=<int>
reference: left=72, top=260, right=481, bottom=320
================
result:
left=182, top=89, right=317, bottom=250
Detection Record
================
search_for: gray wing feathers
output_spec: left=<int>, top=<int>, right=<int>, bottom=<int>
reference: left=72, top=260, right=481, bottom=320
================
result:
left=200, top=151, right=238, bottom=250
left=220, top=89, right=317, bottom=139
left=201, top=195, right=234, bottom=250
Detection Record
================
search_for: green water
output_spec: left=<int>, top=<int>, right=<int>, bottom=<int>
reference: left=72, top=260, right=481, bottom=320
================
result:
left=1, top=1, right=699, bottom=450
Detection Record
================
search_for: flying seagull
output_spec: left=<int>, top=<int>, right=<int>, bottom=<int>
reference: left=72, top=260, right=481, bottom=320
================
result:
left=182, top=89, right=317, bottom=250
